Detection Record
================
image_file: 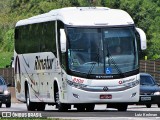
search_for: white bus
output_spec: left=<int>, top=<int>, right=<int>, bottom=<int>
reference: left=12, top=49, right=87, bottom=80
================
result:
left=14, top=7, right=146, bottom=111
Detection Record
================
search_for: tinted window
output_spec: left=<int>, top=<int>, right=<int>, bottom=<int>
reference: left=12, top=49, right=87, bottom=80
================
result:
left=0, top=77, right=5, bottom=85
left=67, top=27, right=138, bottom=75
left=140, top=75, right=155, bottom=85
left=15, top=21, right=57, bottom=56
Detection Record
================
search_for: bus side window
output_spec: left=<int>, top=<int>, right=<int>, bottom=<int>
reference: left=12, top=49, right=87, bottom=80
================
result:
left=15, top=28, right=19, bottom=40
left=57, top=21, right=67, bottom=70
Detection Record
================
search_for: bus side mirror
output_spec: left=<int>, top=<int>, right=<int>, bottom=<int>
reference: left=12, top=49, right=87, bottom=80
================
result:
left=136, top=28, right=147, bottom=50
left=60, top=29, right=66, bottom=53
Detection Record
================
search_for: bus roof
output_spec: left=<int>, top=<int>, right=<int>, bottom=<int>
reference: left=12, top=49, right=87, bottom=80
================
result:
left=15, top=7, right=134, bottom=27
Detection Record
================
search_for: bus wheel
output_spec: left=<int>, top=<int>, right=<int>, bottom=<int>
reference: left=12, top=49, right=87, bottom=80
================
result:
left=26, top=89, right=36, bottom=111
left=117, top=104, right=128, bottom=111
left=76, top=105, right=85, bottom=112
left=37, top=103, right=45, bottom=111
left=55, top=91, right=68, bottom=112
left=146, top=104, right=151, bottom=108
left=86, top=104, right=95, bottom=112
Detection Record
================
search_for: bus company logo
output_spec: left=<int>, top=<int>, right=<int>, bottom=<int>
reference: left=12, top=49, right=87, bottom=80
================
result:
left=34, top=56, right=54, bottom=70
left=103, top=86, right=108, bottom=91
left=119, top=80, right=123, bottom=84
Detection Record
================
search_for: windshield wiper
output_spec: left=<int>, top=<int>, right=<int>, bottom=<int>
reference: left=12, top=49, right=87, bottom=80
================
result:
left=87, top=47, right=101, bottom=78
left=106, top=44, right=125, bottom=78
left=87, top=62, right=96, bottom=78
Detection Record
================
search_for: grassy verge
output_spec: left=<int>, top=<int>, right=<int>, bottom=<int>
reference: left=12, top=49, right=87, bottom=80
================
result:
left=0, top=52, right=13, bottom=68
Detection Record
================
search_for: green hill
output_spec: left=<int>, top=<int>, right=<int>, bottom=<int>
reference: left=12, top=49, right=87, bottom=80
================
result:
left=0, top=0, right=160, bottom=67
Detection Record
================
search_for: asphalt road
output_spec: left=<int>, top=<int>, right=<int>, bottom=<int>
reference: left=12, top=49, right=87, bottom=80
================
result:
left=0, top=103, right=160, bottom=120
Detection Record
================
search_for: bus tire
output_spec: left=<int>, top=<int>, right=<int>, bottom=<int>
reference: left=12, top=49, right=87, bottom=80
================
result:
left=26, top=89, right=36, bottom=111
left=146, top=104, right=151, bottom=108
left=76, top=105, right=85, bottom=112
left=117, top=104, right=128, bottom=111
left=55, top=89, right=68, bottom=112
left=37, top=103, right=46, bottom=111
left=86, top=104, right=95, bottom=112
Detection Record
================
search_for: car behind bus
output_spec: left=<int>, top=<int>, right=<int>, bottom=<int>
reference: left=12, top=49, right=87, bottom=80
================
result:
left=138, top=73, right=160, bottom=108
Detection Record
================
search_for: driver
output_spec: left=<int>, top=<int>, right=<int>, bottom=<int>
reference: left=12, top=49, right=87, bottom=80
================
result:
left=112, top=46, right=122, bottom=55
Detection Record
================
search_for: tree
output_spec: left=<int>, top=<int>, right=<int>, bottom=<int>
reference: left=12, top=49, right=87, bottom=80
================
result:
left=70, top=0, right=80, bottom=6
left=0, top=0, right=160, bottom=60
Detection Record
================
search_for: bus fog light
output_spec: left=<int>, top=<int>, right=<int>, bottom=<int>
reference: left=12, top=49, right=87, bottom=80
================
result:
left=124, top=80, right=139, bottom=88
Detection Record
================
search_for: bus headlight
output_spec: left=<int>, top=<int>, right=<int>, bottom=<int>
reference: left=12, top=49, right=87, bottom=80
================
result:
left=154, top=92, right=160, bottom=95
left=66, top=80, right=87, bottom=89
left=124, top=80, right=139, bottom=88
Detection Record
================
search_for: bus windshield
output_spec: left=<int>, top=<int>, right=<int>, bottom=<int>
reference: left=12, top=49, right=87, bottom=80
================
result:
left=67, top=27, right=138, bottom=75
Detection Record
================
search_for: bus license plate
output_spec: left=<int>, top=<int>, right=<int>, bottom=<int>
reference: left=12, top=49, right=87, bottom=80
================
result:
left=141, top=97, right=151, bottom=101
left=100, top=94, right=112, bottom=99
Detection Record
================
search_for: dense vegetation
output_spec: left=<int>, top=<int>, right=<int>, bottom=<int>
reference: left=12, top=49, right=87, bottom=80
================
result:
left=0, top=0, right=160, bottom=67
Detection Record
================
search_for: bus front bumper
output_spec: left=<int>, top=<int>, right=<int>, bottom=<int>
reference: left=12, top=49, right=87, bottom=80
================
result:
left=64, top=85, right=140, bottom=104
